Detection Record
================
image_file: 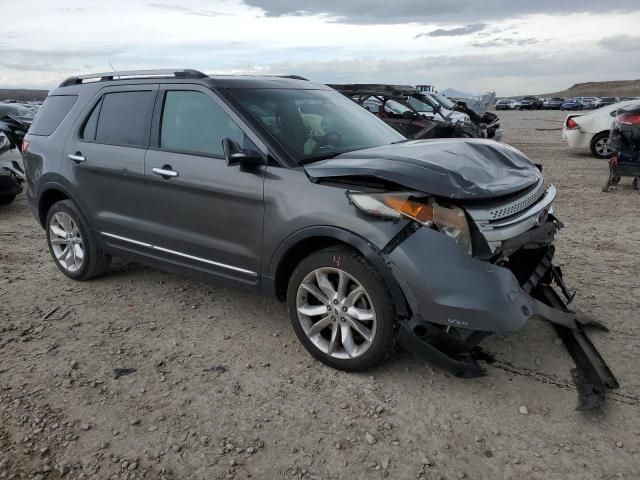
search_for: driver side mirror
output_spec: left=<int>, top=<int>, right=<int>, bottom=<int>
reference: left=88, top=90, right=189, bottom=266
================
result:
left=222, top=138, right=264, bottom=168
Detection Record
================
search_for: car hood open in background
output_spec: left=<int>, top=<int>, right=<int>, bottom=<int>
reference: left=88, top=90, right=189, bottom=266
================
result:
left=304, top=139, right=542, bottom=200
left=457, top=91, right=496, bottom=117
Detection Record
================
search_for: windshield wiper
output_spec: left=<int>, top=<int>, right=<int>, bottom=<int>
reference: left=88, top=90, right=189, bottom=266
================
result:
left=391, top=138, right=412, bottom=144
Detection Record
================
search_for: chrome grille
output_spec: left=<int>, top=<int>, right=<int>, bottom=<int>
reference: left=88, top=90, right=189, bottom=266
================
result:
left=488, top=181, right=546, bottom=220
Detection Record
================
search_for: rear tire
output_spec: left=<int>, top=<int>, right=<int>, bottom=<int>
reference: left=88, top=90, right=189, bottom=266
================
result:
left=45, top=200, right=111, bottom=280
left=590, top=132, right=613, bottom=159
left=287, top=246, right=395, bottom=371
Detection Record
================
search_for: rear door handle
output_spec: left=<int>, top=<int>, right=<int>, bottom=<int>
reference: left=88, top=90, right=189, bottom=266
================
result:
left=68, top=153, right=86, bottom=163
left=152, top=167, right=179, bottom=178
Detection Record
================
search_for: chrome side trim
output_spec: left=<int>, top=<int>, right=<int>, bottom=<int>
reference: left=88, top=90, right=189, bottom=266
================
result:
left=101, top=232, right=152, bottom=248
left=100, top=232, right=257, bottom=277
left=152, top=246, right=257, bottom=276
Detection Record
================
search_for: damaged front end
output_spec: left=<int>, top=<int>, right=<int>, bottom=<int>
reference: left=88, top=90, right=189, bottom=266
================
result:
left=306, top=140, right=618, bottom=410
left=382, top=189, right=618, bottom=410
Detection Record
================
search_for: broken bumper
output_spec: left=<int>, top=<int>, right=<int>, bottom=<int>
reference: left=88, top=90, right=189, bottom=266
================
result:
left=386, top=226, right=619, bottom=409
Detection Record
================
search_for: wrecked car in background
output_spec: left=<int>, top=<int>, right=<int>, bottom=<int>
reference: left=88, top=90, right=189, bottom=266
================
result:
left=562, top=99, right=640, bottom=158
left=425, top=89, right=502, bottom=140
left=328, top=84, right=485, bottom=140
left=543, top=98, right=565, bottom=110
left=24, top=70, right=617, bottom=410
left=602, top=103, right=640, bottom=192
left=518, top=96, right=544, bottom=110
left=0, top=113, right=28, bottom=204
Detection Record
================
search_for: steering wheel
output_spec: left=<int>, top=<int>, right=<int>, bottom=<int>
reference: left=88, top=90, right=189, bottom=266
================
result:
left=312, top=131, right=342, bottom=154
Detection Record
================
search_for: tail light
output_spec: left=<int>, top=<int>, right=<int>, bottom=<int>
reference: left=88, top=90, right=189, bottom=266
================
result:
left=20, top=140, right=30, bottom=154
left=617, top=114, right=640, bottom=125
left=565, top=117, right=579, bottom=129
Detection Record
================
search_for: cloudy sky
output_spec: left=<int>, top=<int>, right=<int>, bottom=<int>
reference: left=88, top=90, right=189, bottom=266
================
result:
left=2, top=0, right=640, bottom=95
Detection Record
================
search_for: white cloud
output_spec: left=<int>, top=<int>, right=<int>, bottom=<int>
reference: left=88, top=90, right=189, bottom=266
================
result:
left=0, top=1, right=639, bottom=95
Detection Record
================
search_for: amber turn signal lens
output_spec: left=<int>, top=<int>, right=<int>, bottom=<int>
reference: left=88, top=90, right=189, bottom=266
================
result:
left=384, top=196, right=433, bottom=224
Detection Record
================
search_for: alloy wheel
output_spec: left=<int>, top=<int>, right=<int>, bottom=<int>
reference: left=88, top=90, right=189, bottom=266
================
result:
left=595, top=137, right=612, bottom=157
left=295, top=267, right=377, bottom=359
left=49, top=212, right=84, bottom=273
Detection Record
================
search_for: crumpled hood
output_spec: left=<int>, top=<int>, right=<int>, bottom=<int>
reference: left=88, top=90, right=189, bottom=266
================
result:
left=457, top=91, right=496, bottom=117
left=304, top=138, right=541, bottom=199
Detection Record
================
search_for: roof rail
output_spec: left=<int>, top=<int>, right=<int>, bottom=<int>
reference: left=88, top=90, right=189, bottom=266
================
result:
left=275, top=75, right=309, bottom=81
left=58, top=69, right=208, bottom=87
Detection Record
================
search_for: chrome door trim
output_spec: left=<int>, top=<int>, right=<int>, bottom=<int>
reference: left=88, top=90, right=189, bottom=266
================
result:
left=100, top=231, right=257, bottom=277
left=152, top=167, right=179, bottom=177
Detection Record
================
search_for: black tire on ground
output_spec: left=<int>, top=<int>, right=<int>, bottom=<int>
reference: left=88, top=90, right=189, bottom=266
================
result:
left=45, top=199, right=111, bottom=280
left=0, top=194, right=16, bottom=205
left=590, top=132, right=614, bottom=159
left=633, top=177, right=639, bottom=191
left=286, top=246, right=396, bottom=371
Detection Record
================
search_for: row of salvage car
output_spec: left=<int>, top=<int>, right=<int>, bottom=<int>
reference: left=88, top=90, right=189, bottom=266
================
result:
left=496, top=96, right=635, bottom=111
left=330, top=84, right=502, bottom=141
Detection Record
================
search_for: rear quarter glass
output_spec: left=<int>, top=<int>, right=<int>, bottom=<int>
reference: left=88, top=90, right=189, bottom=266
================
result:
left=28, top=95, right=78, bottom=136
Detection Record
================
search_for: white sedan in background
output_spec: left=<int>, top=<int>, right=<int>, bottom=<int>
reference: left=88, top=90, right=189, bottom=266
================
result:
left=562, top=100, right=639, bottom=158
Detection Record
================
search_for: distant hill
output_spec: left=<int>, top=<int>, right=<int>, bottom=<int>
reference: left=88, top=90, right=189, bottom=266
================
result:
left=0, top=89, right=49, bottom=102
left=540, top=80, right=640, bottom=98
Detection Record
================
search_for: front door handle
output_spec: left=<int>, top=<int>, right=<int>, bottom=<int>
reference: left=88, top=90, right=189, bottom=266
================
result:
left=152, top=167, right=179, bottom=178
left=68, top=153, right=86, bottom=163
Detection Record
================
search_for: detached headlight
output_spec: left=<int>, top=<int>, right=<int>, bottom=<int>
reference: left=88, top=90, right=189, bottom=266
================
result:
left=347, top=191, right=473, bottom=255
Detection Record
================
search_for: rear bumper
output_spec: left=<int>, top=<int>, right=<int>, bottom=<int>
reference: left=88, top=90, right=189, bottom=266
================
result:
left=562, top=128, right=591, bottom=149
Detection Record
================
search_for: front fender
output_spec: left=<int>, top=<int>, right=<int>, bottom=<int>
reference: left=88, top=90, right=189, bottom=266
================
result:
left=385, top=227, right=533, bottom=332
left=266, top=225, right=411, bottom=318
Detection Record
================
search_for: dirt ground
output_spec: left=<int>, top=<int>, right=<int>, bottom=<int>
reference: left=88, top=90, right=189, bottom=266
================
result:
left=1, top=110, right=639, bottom=480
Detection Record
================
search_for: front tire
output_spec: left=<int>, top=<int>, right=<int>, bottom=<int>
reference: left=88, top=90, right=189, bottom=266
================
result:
left=590, top=132, right=613, bottom=159
left=287, top=246, right=395, bottom=371
left=45, top=200, right=111, bottom=280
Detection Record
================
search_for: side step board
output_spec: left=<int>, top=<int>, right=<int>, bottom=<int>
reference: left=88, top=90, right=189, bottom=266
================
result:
left=533, top=285, right=619, bottom=410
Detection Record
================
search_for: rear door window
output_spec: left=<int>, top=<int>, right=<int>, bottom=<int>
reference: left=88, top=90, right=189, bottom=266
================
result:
left=28, top=95, right=78, bottom=136
left=95, top=91, right=155, bottom=148
left=81, top=98, right=102, bottom=141
left=160, top=90, right=245, bottom=157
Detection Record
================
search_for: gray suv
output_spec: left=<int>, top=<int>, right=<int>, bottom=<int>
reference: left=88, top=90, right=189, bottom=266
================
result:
left=23, top=70, right=616, bottom=407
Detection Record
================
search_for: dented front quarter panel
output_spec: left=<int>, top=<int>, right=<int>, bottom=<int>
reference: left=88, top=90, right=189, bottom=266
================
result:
left=384, top=227, right=535, bottom=332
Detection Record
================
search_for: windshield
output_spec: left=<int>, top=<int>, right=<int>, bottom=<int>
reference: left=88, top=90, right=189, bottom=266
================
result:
left=429, top=92, right=456, bottom=110
left=232, top=88, right=404, bottom=163
left=0, top=103, right=35, bottom=119
left=407, top=96, right=434, bottom=113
